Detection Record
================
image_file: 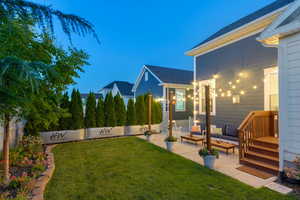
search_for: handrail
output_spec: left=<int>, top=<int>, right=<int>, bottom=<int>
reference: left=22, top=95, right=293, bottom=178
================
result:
left=238, top=111, right=278, bottom=162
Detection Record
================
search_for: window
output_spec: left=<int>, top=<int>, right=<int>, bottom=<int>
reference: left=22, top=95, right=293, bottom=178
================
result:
left=175, top=89, right=186, bottom=111
left=198, top=79, right=216, bottom=115
left=264, top=67, right=278, bottom=111
left=145, top=72, right=148, bottom=82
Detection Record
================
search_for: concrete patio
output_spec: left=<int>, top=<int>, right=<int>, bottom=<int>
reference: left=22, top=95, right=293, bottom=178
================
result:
left=138, top=133, right=292, bottom=194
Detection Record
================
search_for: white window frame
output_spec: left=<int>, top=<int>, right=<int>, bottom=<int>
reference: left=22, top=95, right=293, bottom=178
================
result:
left=264, top=66, right=279, bottom=111
left=145, top=71, right=149, bottom=82
left=175, top=88, right=186, bottom=112
left=198, top=79, right=216, bottom=116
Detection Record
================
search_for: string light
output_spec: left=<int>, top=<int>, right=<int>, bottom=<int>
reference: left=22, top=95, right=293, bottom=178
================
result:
left=240, top=90, right=245, bottom=95
left=213, top=74, right=219, bottom=79
left=236, top=79, right=240, bottom=83
left=232, top=85, right=236, bottom=89
left=219, top=88, right=223, bottom=92
left=253, top=85, right=257, bottom=89
left=228, top=81, right=232, bottom=85
left=221, top=93, right=225, bottom=97
left=239, top=73, right=244, bottom=77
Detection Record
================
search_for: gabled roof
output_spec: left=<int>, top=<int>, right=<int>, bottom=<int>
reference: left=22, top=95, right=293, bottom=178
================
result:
left=102, top=81, right=134, bottom=96
left=145, top=65, right=193, bottom=85
left=259, top=0, right=300, bottom=45
left=190, top=0, right=295, bottom=50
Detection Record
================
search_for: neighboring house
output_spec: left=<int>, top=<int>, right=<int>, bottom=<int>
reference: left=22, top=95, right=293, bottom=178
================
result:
left=81, top=93, right=103, bottom=104
left=186, top=0, right=300, bottom=176
left=99, top=81, right=134, bottom=105
left=132, top=65, right=194, bottom=130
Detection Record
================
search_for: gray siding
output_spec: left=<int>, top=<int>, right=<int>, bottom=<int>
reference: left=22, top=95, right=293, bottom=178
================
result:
left=169, top=88, right=193, bottom=120
left=196, top=33, right=277, bottom=129
left=135, top=69, right=163, bottom=98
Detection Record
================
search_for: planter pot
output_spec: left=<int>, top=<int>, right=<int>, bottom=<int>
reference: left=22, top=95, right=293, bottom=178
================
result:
left=202, top=155, right=217, bottom=169
left=146, top=135, right=151, bottom=142
left=165, top=141, right=175, bottom=151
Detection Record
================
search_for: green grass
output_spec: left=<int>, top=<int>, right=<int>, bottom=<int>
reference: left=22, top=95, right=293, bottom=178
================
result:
left=45, top=137, right=296, bottom=200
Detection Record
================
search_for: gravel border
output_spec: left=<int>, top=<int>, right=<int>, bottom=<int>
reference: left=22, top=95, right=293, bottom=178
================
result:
left=31, top=145, right=56, bottom=200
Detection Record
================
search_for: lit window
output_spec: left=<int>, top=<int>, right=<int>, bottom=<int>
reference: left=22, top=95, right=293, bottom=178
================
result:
left=175, top=89, right=186, bottom=111
left=145, top=72, right=148, bottom=82
left=198, top=79, right=216, bottom=115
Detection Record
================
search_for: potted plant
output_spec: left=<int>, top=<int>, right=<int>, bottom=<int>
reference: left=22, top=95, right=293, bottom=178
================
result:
left=198, top=148, right=219, bottom=169
left=144, top=130, right=152, bottom=142
left=164, top=136, right=177, bottom=151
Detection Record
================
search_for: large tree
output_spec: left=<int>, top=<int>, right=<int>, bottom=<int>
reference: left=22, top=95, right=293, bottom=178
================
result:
left=0, top=0, right=99, bottom=42
left=85, top=92, right=96, bottom=128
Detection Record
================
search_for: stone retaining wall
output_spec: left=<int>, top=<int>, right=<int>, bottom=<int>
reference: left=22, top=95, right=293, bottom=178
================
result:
left=40, top=124, right=162, bottom=144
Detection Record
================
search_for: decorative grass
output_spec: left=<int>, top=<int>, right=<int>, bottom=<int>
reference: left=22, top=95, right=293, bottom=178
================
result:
left=45, top=137, right=296, bottom=200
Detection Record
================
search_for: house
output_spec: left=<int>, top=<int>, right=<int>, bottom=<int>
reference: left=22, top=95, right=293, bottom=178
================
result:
left=81, top=93, right=103, bottom=104
left=186, top=0, right=300, bottom=176
left=132, top=65, right=194, bottom=130
left=99, top=81, right=134, bottom=105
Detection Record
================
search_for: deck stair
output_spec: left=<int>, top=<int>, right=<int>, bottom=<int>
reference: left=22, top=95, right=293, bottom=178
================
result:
left=240, top=137, right=279, bottom=175
left=238, top=111, right=279, bottom=176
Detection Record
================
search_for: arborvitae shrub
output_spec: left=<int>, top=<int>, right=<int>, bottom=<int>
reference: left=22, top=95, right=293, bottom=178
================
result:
left=59, top=92, right=71, bottom=130
left=85, top=92, right=96, bottom=128
left=104, top=92, right=116, bottom=127
left=114, top=94, right=126, bottom=126
left=126, top=99, right=136, bottom=125
left=135, top=95, right=146, bottom=125
left=96, top=97, right=105, bottom=127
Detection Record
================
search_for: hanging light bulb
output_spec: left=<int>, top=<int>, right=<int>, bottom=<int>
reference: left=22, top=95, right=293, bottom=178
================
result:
left=240, top=90, right=245, bottom=95
left=221, top=93, right=225, bottom=97
left=232, top=85, right=236, bottom=89
left=236, top=79, right=240, bottom=83
left=219, top=88, right=223, bottom=92
left=228, top=81, right=232, bottom=85
left=253, top=85, right=257, bottom=89
left=213, top=74, right=219, bottom=79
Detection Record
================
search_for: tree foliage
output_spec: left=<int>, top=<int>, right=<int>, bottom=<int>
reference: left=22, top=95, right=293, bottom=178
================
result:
left=126, top=99, right=136, bottom=126
left=104, top=92, right=116, bottom=127
left=69, top=89, right=84, bottom=129
left=135, top=95, right=146, bottom=125
left=0, top=0, right=99, bottom=43
left=96, top=97, right=105, bottom=127
left=114, top=94, right=126, bottom=126
left=85, top=92, right=96, bottom=128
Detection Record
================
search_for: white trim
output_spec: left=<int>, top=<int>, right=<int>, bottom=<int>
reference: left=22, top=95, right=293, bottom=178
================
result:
left=198, top=79, right=216, bottom=116
left=193, top=28, right=265, bottom=58
left=132, top=65, right=163, bottom=92
left=193, top=56, right=197, bottom=124
left=264, top=66, right=279, bottom=111
left=159, top=83, right=193, bottom=88
left=175, top=88, right=186, bottom=112
left=259, top=0, right=300, bottom=43
left=187, top=5, right=289, bottom=56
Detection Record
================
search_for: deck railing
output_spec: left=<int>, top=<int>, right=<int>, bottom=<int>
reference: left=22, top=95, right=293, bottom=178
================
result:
left=238, top=111, right=278, bottom=161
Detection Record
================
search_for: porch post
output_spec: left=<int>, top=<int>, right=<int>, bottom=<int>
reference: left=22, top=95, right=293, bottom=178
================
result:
left=168, top=90, right=174, bottom=137
left=205, top=85, right=211, bottom=151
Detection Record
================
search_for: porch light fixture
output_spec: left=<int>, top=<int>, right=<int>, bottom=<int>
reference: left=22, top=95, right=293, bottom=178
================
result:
left=213, top=74, right=219, bottom=79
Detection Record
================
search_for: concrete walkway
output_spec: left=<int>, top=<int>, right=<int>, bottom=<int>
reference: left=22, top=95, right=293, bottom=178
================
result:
left=138, top=133, right=292, bottom=194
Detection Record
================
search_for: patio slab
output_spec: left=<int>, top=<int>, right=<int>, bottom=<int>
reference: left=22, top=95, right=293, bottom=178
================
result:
left=138, top=133, right=291, bottom=193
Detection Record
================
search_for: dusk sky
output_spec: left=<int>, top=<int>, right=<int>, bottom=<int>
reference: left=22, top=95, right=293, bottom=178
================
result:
left=34, top=0, right=276, bottom=93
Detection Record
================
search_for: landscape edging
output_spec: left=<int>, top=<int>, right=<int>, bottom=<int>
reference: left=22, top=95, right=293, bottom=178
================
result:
left=31, top=145, right=56, bottom=200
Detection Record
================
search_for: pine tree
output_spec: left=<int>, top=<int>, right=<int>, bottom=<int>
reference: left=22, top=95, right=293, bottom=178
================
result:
left=59, top=92, right=71, bottom=130
left=104, top=92, right=116, bottom=127
left=85, top=92, right=96, bottom=128
left=151, top=100, right=157, bottom=124
left=126, top=99, right=136, bottom=125
left=157, top=102, right=162, bottom=123
left=114, top=94, right=126, bottom=126
left=77, top=90, right=84, bottom=128
left=135, top=95, right=146, bottom=125
left=96, top=97, right=105, bottom=127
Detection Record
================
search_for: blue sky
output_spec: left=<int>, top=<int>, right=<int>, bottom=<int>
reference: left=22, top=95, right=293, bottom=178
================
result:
left=34, top=0, right=276, bottom=93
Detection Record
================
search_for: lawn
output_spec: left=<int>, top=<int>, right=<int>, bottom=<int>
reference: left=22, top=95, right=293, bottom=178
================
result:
left=45, top=137, right=296, bottom=200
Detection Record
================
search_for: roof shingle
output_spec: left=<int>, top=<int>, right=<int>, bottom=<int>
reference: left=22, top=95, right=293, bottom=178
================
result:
left=103, top=81, right=134, bottom=96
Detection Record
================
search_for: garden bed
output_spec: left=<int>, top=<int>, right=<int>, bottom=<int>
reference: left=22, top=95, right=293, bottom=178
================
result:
left=0, top=136, right=50, bottom=200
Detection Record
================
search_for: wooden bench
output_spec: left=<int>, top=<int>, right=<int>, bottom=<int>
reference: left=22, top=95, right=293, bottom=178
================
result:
left=205, top=140, right=236, bottom=154
left=181, top=135, right=204, bottom=145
